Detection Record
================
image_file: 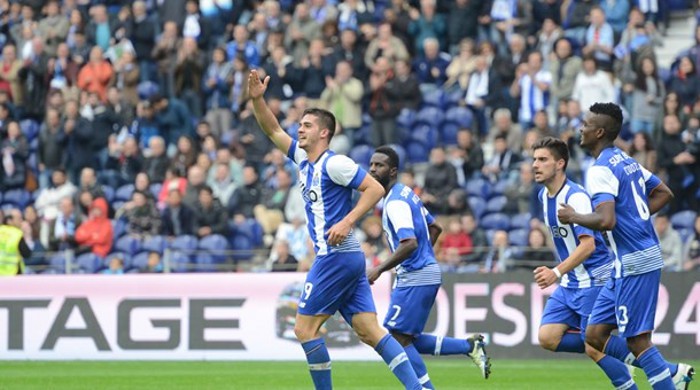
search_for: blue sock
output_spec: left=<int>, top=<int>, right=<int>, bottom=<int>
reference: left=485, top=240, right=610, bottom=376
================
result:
left=405, top=343, right=434, bottom=389
left=301, top=338, right=332, bottom=390
left=375, top=334, right=422, bottom=390
left=414, top=334, right=470, bottom=356
left=604, top=336, right=678, bottom=376
left=555, top=333, right=585, bottom=353
left=597, top=355, right=638, bottom=389
left=637, top=347, right=675, bottom=390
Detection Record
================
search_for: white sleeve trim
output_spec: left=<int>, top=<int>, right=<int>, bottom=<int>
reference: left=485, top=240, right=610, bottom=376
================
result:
left=326, top=155, right=360, bottom=186
left=386, top=200, right=414, bottom=231
left=585, top=166, right=618, bottom=197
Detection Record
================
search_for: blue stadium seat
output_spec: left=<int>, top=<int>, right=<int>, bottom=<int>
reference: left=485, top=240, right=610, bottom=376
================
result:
left=485, top=229, right=498, bottom=245
left=48, top=253, right=67, bottom=273
left=20, top=119, right=39, bottom=141
left=510, top=213, right=532, bottom=231
left=27, top=153, right=38, bottom=172
left=410, top=123, right=439, bottom=150
left=112, top=219, right=127, bottom=238
left=169, top=250, right=191, bottom=273
left=349, top=144, right=374, bottom=170
left=2, top=189, right=31, bottom=208
left=486, top=195, right=507, bottom=214
left=130, top=252, right=150, bottom=270
left=422, top=89, right=445, bottom=108
left=465, top=177, right=491, bottom=199
left=480, top=213, right=510, bottom=231
left=231, top=234, right=254, bottom=262
left=114, top=235, right=141, bottom=256
left=444, top=89, right=465, bottom=107
left=678, top=228, right=693, bottom=245
left=396, top=108, right=417, bottom=129
left=142, top=235, right=167, bottom=254
left=75, top=252, right=101, bottom=273
left=29, top=138, right=38, bottom=152
left=150, top=183, right=163, bottom=198
left=195, top=253, right=218, bottom=272
left=386, top=144, right=407, bottom=170
left=353, top=125, right=371, bottom=146
left=102, top=185, right=115, bottom=203
left=170, top=235, right=198, bottom=252
left=137, top=80, right=159, bottom=100
left=415, top=106, right=445, bottom=126
left=671, top=210, right=697, bottom=231
left=491, top=180, right=509, bottom=198
left=441, top=122, right=460, bottom=145
left=509, top=229, right=530, bottom=247
left=444, top=106, right=474, bottom=128
left=405, top=142, right=430, bottom=163
left=362, top=113, right=372, bottom=126
left=467, top=196, right=486, bottom=219
left=199, top=234, right=229, bottom=265
left=115, top=184, right=135, bottom=202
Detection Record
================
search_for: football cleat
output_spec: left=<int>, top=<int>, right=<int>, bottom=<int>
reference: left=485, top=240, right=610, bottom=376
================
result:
left=467, top=334, right=491, bottom=379
left=673, top=363, right=695, bottom=390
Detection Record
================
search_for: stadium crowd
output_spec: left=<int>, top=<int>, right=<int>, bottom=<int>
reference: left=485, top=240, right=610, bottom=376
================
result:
left=0, top=0, right=699, bottom=275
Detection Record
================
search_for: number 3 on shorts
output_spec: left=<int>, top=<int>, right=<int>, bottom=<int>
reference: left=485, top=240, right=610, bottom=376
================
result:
left=617, top=305, right=629, bottom=330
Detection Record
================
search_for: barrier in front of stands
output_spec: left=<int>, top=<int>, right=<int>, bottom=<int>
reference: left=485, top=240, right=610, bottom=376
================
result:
left=1, top=272, right=698, bottom=360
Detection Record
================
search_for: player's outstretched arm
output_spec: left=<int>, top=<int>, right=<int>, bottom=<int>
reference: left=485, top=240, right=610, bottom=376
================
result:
left=248, top=69, right=292, bottom=154
left=326, top=175, right=385, bottom=246
left=648, top=182, right=674, bottom=215
left=558, top=202, right=616, bottom=231
left=534, top=235, right=595, bottom=289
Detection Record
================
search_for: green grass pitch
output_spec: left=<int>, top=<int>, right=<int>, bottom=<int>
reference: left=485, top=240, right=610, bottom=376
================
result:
left=2, top=359, right=697, bottom=389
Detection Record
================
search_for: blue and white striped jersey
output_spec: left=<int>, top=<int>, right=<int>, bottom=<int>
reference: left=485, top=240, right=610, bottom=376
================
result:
left=287, top=140, right=365, bottom=256
left=585, top=147, right=664, bottom=278
left=382, top=183, right=441, bottom=288
left=540, top=179, right=613, bottom=288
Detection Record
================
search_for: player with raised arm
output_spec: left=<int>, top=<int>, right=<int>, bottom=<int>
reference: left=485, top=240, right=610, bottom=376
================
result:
left=247, top=70, right=425, bottom=390
left=558, top=102, right=695, bottom=390
left=367, top=146, right=491, bottom=389
left=533, top=137, right=637, bottom=388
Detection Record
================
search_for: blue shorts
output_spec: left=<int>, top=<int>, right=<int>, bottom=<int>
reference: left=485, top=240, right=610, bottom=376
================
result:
left=541, top=286, right=602, bottom=339
left=589, top=270, right=660, bottom=338
left=383, top=284, right=440, bottom=337
left=297, top=251, right=376, bottom=324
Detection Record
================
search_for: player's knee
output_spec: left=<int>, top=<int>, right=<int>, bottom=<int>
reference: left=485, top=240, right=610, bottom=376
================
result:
left=584, top=329, right=605, bottom=352
left=391, top=332, right=413, bottom=347
left=537, top=331, right=560, bottom=352
left=293, top=324, right=316, bottom=342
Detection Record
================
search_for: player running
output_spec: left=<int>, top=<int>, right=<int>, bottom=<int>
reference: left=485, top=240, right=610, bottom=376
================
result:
left=558, top=103, right=694, bottom=390
left=248, top=70, right=426, bottom=390
left=367, top=146, right=491, bottom=389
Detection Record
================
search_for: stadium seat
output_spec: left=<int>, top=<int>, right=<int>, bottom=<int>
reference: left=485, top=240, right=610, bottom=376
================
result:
left=415, top=106, right=445, bottom=126
left=410, top=123, right=439, bottom=150
left=199, top=234, right=229, bottom=252
left=149, top=183, right=162, bottom=198
left=510, top=213, right=533, bottom=231
left=677, top=228, right=693, bottom=245
left=194, top=253, right=218, bottom=272
left=170, top=235, right=198, bottom=252
left=29, top=138, right=39, bottom=152
left=421, top=89, right=445, bottom=108
left=48, top=253, right=67, bottom=273
left=444, top=89, right=465, bottom=107
left=485, top=195, right=507, bottom=213
left=112, top=219, right=127, bottom=238
left=509, top=229, right=530, bottom=247
left=2, top=189, right=31, bottom=208
left=491, top=180, right=509, bottom=198
left=386, top=144, right=407, bottom=170
left=671, top=210, right=697, bottom=231
left=485, top=229, right=498, bottom=245
left=349, top=145, right=373, bottom=169
left=168, top=250, right=191, bottom=273
left=444, top=106, right=474, bottom=128
left=115, top=184, right=135, bottom=202
left=352, top=125, right=371, bottom=146
left=137, top=80, right=159, bottom=100
left=102, top=185, right=115, bottom=203
left=114, top=235, right=141, bottom=257
left=20, top=119, right=39, bottom=141
left=480, top=213, right=510, bottom=231
left=142, top=235, right=167, bottom=254
left=465, top=177, right=492, bottom=199
left=130, top=252, right=150, bottom=271
left=405, top=142, right=430, bottom=163
left=441, top=122, right=460, bottom=145
left=362, top=113, right=372, bottom=126
left=396, top=108, right=417, bottom=129
left=27, top=153, right=38, bottom=172
left=231, top=234, right=254, bottom=262
left=467, top=196, right=486, bottom=219
left=75, top=252, right=101, bottom=273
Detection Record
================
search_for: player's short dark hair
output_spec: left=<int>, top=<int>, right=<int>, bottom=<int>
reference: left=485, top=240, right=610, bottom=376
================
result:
left=532, top=136, right=569, bottom=171
left=374, top=145, right=400, bottom=170
left=302, top=108, right=336, bottom=140
left=589, top=102, right=623, bottom=140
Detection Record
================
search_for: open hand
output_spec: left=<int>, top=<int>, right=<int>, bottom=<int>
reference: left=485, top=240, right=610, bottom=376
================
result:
left=248, top=70, right=269, bottom=100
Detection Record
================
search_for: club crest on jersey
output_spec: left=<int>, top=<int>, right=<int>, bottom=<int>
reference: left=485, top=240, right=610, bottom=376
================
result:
left=550, top=225, right=568, bottom=238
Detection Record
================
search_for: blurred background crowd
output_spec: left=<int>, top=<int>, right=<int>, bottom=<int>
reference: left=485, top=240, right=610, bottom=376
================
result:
left=0, top=0, right=699, bottom=275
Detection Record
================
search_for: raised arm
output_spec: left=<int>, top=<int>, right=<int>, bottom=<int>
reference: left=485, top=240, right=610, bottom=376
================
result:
left=248, top=70, right=293, bottom=154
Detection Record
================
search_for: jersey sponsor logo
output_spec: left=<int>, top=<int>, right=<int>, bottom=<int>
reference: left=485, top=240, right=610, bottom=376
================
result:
left=550, top=225, right=568, bottom=239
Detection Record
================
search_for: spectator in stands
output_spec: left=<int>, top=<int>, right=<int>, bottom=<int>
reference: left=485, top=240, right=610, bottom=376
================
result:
left=77, top=167, right=105, bottom=200
left=208, top=162, right=236, bottom=206
left=572, top=56, right=615, bottom=113
left=422, top=146, right=458, bottom=215
left=141, top=251, right=164, bottom=273
left=366, top=57, right=398, bottom=147
left=360, top=215, right=389, bottom=256
left=285, top=2, right=321, bottom=67
left=492, top=33, right=528, bottom=89
left=657, top=114, right=700, bottom=213
left=654, top=213, right=683, bottom=272
left=76, top=46, right=113, bottom=102
left=101, top=136, right=142, bottom=189
left=227, top=24, right=260, bottom=69
left=488, top=0, right=530, bottom=56
left=127, top=1, right=156, bottom=82
left=101, top=255, right=124, bottom=275
left=483, top=230, right=513, bottom=273
left=326, top=28, right=366, bottom=81
left=549, top=38, right=582, bottom=112
left=483, top=134, right=521, bottom=183
left=50, top=196, right=78, bottom=251
left=364, top=22, right=409, bottom=72
left=171, top=135, right=197, bottom=178
left=629, top=131, right=657, bottom=173
left=133, top=172, right=155, bottom=202
left=112, top=50, right=140, bottom=107
left=38, top=1, right=69, bottom=57
left=413, top=37, right=450, bottom=94
left=63, top=99, right=93, bottom=182
left=631, top=56, right=665, bottom=135
left=270, top=239, right=299, bottom=272
left=441, top=217, right=472, bottom=259
left=228, top=165, right=263, bottom=220
left=447, top=0, right=479, bottom=54
left=487, top=107, right=523, bottom=154
left=536, top=18, right=563, bottom=70
left=582, top=7, right=614, bottom=72
left=151, top=21, right=181, bottom=98
left=504, top=163, right=537, bottom=215
left=562, top=0, right=596, bottom=44
left=511, top=51, right=552, bottom=129
left=85, top=4, right=117, bottom=52
left=290, top=39, right=328, bottom=99
left=408, top=0, right=446, bottom=54
left=142, top=136, right=168, bottom=183
left=19, top=37, right=50, bottom=120
left=203, top=47, right=233, bottom=137
left=150, top=93, right=194, bottom=148
left=669, top=56, right=700, bottom=114
left=600, top=0, right=630, bottom=40
left=262, top=46, right=294, bottom=101
left=35, top=168, right=76, bottom=246
left=455, top=129, right=484, bottom=180
left=161, top=189, right=194, bottom=237
left=445, top=38, right=476, bottom=91
left=1, top=120, right=28, bottom=190
left=0, top=44, right=23, bottom=106
left=391, top=58, right=421, bottom=110
left=514, top=226, right=555, bottom=271
left=193, top=185, right=228, bottom=238
left=37, top=108, right=66, bottom=189
left=238, top=100, right=275, bottom=172
left=229, top=54, right=251, bottom=120
left=75, top=197, right=112, bottom=258
left=683, top=215, right=700, bottom=271
left=117, top=190, right=160, bottom=238
left=320, top=60, right=364, bottom=138
left=465, top=55, right=502, bottom=135
left=183, top=164, right=207, bottom=208
left=131, top=101, right=160, bottom=150
left=158, top=167, right=188, bottom=208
